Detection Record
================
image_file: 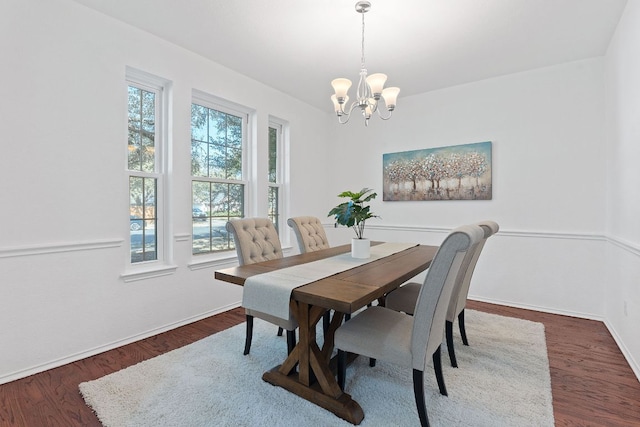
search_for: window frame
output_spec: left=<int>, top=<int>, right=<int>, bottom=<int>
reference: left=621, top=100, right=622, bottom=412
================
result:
left=122, top=68, right=175, bottom=282
left=190, top=90, right=255, bottom=258
left=268, top=117, right=288, bottom=234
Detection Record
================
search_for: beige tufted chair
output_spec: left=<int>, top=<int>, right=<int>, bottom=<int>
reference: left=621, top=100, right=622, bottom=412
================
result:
left=226, top=218, right=297, bottom=355
left=287, top=216, right=330, bottom=253
left=287, top=216, right=333, bottom=331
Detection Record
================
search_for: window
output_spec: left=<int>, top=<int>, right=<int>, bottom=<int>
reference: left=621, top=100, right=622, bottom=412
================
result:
left=268, top=121, right=284, bottom=231
left=127, top=77, right=165, bottom=264
left=191, top=94, right=250, bottom=255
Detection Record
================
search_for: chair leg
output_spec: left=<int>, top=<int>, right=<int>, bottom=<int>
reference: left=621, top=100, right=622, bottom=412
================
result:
left=458, top=309, right=469, bottom=346
left=446, top=320, right=458, bottom=368
left=412, top=369, right=431, bottom=427
left=369, top=358, right=376, bottom=367
left=277, top=326, right=283, bottom=336
left=243, top=315, right=254, bottom=355
left=323, top=311, right=330, bottom=335
left=286, top=330, right=296, bottom=354
left=433, top=345, right=448, bottom=396
left=337, top=350, right=347, bottom=390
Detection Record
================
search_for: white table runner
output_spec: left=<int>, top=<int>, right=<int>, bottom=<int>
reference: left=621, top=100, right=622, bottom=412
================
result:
left=242, top=242, right=417, bottom=322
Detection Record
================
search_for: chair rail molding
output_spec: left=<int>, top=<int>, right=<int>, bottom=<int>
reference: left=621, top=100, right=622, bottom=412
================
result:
left=324, top=222, right=606, bottom=242
left=0, top=239, right=124, bottom=259
left=606, top=234, right=640, bottom=257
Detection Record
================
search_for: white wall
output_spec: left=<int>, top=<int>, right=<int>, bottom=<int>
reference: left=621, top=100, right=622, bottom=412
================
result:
left=604, top=0, right=640, bottom=379
left=326, top=59, right=608, bottom=318
left=0, top=0, right=329, bottom=384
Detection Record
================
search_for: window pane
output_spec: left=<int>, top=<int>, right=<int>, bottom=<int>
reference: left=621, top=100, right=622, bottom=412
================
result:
left=226, top=147, right=242, bottom=180
left=268, top=127, right=277, bottom=183
left=226, top=115, right=243, bottom=148
left=208, top=143, right=226, bottom=179
left=191, top=104, right=208, bottom=142
left=130, top=176, right=157, bottom=263
left=191, top=140, right=208, bottom=177
left=192, top=104, right=244, bottom=180
left=268, top=186, right=279, bottom=231
left=192, top=180, right=243, bottom=254
left=127, top=86, right=155, bottom=173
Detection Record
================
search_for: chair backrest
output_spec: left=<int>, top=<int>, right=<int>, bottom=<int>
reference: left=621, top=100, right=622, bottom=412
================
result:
left=410, top=224, right=484, bottom=371
left=447, top=220, right=499, bottom=322
left=226, top=218, right=283, bottom=266
left=287, top=216, right=330, bottom=253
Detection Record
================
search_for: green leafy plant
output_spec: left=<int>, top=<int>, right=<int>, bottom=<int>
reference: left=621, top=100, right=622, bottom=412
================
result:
left=328, top=188, right=379, bottom=239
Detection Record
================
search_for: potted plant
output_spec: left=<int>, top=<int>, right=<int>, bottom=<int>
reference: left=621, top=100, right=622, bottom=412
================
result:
left=328, top=188, right=378, bottom=258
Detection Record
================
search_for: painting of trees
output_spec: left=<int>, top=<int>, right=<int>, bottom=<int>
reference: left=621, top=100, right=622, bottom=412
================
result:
left=383, top=141, right=492, bottom=201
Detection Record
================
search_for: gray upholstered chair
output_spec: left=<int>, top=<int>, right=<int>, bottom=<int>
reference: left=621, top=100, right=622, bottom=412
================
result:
left=226, top=217, right=297, bottom=355
left=287, top=216, right=330, bottom=253
left=385, top=220, right=499, bottom=367
left=334, top=224, right=484, bottom=427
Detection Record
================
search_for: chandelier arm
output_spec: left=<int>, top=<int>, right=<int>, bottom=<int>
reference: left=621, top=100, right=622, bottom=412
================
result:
left=376, top=108, right=393, bottom=120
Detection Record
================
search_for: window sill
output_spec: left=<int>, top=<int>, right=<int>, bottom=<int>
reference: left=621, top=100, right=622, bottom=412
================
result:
left=121, top=264, right=178, bottom=283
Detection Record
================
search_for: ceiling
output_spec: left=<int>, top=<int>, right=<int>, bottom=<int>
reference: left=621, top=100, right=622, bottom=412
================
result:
left=70, top=0, right=627, bottom=110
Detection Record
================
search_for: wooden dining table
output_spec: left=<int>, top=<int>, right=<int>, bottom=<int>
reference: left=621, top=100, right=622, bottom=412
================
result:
left=214, top=242, right=438, bottom=425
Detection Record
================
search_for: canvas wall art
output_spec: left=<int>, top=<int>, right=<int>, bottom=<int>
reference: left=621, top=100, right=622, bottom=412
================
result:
left=383, top=141, right=492, bottom=201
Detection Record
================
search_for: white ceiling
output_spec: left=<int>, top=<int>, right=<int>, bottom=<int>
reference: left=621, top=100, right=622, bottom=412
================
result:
left=70, top=0, right=627, bottom=110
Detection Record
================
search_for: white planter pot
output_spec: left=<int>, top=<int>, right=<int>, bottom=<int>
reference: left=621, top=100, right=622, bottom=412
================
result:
left=351, top=238, right=371, bottom=259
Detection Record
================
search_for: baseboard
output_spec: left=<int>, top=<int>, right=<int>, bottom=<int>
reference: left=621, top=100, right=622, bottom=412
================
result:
left=603, top=318, right=640, bottom=383
left=468, top=295, right=604, bottom=321
left=471, top=296, right=640, bottom=383
left=0, top=302, right=242, bottom=386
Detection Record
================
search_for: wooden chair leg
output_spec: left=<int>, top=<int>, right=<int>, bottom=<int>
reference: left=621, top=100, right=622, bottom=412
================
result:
left=458, top=310, right=469, bottom=345
left=337, top=350, right=347, bottom=390
left=412, top=369, right=431, bottom=427
left=446, top=320, right=458, bottom=368
left=243, top=315, right=254, bottom=355
left=286, top=330, right=296, bottom=355
left=277, top=326, right=283, bottom=336
left=433, top=345, right=448, bottom=396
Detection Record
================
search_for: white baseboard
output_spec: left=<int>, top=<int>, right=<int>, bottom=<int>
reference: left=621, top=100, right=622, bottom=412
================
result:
left=0, top=302, right=242, bottom=386
left=470, top=296, right=639, bottom=382
left=603, top=318, right=640, bottom=383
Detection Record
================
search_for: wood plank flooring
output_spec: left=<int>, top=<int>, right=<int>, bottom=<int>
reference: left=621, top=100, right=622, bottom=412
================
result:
left=0, top=302, right=639, bottom=426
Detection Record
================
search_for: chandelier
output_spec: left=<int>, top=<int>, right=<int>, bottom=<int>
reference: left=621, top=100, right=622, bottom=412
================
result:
left=330, top=1, right=400, bottom=126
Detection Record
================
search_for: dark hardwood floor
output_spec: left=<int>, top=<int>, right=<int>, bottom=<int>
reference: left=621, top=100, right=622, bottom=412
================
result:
left=1, top=302, right=639, bottom=426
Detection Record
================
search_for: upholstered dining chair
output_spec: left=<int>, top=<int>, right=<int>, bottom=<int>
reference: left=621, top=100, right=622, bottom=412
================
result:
left=287, top=216, right=330, bottom=253
left=385, top=220, right=499, bottom=368
left=334, top=225, right=484, bottom=427
left=287, top=216, right=333, bottom=331
left=226, top=217, right=297, bottom=356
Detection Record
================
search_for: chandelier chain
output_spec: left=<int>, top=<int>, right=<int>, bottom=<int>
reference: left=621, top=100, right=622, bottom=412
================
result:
left=361, top=12, right=366, bottom=69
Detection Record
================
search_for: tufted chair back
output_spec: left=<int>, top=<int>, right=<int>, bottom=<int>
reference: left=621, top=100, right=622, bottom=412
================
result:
left=287, top=216, right=330, bottom=253
left=226, top=218, right=283, bottom=266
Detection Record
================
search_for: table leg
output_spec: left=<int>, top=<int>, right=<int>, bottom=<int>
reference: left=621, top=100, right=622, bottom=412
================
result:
left=262, top=301, right=365, bottom=425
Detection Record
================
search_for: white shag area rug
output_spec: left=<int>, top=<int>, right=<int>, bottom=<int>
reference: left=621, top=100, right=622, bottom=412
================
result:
left=80, top=310, right=554, bottom=427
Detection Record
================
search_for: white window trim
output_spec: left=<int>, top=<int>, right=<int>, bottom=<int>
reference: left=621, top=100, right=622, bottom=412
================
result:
left=122, top=67, right=176, bottom=281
